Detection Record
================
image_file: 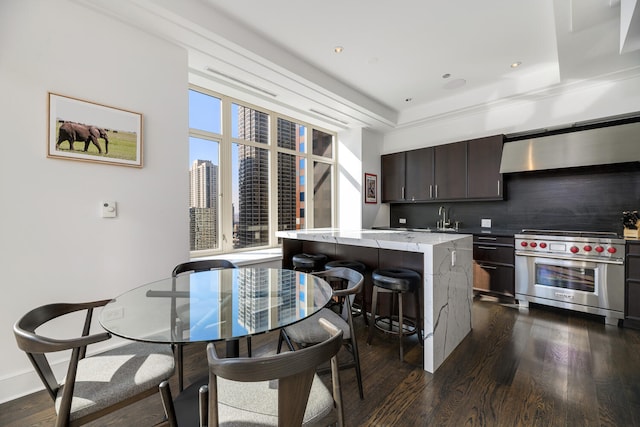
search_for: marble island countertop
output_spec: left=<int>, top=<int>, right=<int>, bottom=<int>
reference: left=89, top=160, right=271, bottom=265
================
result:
left=278, top=227, right=474, bottom=373
left=275, top=228, right=471, bottom=252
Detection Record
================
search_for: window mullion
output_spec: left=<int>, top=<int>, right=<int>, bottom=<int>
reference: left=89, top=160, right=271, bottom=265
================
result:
left=220, top=96, right=233, bottom=253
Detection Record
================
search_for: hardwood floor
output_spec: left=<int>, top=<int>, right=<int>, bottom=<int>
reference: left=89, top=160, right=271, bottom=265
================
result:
left=3, top=297, right=640, bottom=426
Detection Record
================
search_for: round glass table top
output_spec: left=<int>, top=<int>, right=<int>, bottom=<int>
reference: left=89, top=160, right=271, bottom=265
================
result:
left=99, top=268, right=332, bottom=344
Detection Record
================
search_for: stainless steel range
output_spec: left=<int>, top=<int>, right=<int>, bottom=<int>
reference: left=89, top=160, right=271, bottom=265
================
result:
left=514, top=229, right=625, bottom=325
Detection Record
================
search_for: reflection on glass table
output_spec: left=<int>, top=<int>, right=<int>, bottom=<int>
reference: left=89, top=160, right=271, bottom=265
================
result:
left=99, top=267, right=333, bottom=354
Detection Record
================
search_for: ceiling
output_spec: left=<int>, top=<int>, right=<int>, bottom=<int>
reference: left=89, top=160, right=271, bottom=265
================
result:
left=83, top=0, right=640, bottom=131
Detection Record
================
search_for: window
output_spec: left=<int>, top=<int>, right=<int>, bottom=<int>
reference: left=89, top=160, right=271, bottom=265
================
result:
left=188, top=91, right=221, bottom=252
left=189, top=86, right=336, bottom=255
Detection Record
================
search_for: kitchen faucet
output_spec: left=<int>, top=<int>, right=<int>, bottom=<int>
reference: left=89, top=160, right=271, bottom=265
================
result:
left=438, top=206, right=451, bottom=229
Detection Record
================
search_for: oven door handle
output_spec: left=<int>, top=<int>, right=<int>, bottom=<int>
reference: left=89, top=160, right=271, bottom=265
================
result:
left=515, top=251, right=624, bottom=265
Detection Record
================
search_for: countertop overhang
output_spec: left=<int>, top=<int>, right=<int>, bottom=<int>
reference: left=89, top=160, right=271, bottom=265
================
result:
left=276, top=228, right=472, bottom=252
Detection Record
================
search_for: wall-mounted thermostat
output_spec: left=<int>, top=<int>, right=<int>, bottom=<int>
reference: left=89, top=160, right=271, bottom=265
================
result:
left=101, top=201, right=117, bottom=218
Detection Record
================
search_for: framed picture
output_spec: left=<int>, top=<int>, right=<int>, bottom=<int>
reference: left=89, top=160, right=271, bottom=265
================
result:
left=364, top=173, right=377, bottom=204
left=48, top=93, right=143, bottom=167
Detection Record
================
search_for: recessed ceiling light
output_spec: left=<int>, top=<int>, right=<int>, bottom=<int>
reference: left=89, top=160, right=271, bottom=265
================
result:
left=510, top=61, right=522, bottom=68
left=334, top=46, right=344, bottom=53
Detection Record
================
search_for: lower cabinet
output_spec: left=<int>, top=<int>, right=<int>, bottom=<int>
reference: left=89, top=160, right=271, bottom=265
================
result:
left=625, top=241, right=640, bottom=329
left=473, top=235, right=515, bottom=298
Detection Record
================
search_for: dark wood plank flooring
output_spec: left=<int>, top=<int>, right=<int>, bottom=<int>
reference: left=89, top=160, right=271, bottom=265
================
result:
left=3, top=297, right=640, bottom=426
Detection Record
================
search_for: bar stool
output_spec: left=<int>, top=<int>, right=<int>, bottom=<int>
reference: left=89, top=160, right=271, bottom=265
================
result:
left=325, top=260, right=367, bottom=323
left=367, top=268, right=423, bottom=361
left=292, top=253, right=327, bottom=272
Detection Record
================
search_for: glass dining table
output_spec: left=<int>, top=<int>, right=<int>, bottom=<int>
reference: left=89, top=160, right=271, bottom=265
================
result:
left=99, top=267, right=333, bottom=356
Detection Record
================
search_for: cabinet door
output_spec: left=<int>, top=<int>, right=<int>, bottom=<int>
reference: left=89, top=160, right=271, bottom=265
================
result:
left=434, top=142, right=466, bottom=200
left=626, top=242, right=640, bottom=323
left=473, top=261, right=515, bottom=297
left=381, top=152, right=406, bottom=202
left=405, top=147, right=434, bottom=201
left=467, top=135, right=504, bottom=199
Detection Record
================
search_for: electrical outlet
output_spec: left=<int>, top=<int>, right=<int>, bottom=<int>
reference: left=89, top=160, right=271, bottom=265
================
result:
left=481, top=218, right=491, bottom=228
left=399, top=218, right=407, bottom=224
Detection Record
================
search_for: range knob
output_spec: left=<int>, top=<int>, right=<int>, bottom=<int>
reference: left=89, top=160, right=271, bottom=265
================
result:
left=520, top=241, right=528, bottom=247
left=570, top=246, right=579, bottom=254
left=607, top=247, right=617, bottom=254
left=530, top=242, right=538, bottom=248
left=539, top=242, right=547, bottom=248
left=595, top=246, right=604, bottom=253
left=583, top=245, right=592, bottom=252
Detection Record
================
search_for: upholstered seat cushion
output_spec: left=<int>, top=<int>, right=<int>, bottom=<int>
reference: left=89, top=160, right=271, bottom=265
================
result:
left=292, top=253, right=327, bottom=270
left=216, top=373, right=337, bottom=426
left=56, top=342, right=175, bottom=421
left=284, top=308, right=350, bottom=343
left=372, top=268, right=420, bottom=292
left=324, top=260, right=366, bottom=273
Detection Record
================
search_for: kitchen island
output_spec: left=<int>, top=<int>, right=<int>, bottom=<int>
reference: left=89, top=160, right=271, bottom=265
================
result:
left=276, top=228, right=473, bottom=373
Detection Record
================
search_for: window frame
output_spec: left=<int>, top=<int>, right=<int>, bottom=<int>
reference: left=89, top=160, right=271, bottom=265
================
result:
left=188, top=84, right=337, bottom=256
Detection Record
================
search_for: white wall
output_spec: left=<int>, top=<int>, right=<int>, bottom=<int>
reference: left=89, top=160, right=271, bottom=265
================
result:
left=384, top=75, right=640, bottom=152
left=0, top=0, right=189, bottom=402
left=337, top=126, right=388, bottom=229
left=337, top=127, right=363, bottom=229
left=361, top=128, right=388, bottom=228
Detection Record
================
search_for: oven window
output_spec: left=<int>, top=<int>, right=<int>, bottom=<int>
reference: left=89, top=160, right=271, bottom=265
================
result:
left=535, top=264, right=595, bottom=292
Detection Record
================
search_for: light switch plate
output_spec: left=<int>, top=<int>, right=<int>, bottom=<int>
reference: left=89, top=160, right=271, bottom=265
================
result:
left=102, top=201, right=117, bottom=218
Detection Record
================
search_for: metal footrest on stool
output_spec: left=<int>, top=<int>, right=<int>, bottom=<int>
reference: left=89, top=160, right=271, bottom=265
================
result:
left=373, top=315, right=418, bottom=337
left=367, top=267, right=423, bottom=361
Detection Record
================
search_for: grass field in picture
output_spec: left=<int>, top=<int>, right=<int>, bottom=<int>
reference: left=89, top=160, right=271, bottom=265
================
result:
left=54, top=122, right=138, bottom=161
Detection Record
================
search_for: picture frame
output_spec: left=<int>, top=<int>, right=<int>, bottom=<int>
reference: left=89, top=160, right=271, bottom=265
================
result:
left=48, top=93, right=143, bottom=167
left=364, top=173, right=377, bottom=204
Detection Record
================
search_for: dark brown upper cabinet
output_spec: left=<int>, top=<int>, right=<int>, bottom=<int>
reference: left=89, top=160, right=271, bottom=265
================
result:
left=467, top=135, right=504, bottom=200
left=405, top=147, right=434, bottom=201
left=381, top=135, right=505, bottom=203
left=433, top=142, right=467, bottom=200
left=382, top=148, right=434, bottom=202
left=381, top=151, right=406, bottom=202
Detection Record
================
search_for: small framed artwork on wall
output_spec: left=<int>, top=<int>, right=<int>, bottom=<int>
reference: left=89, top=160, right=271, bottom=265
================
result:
left=47, top=92, right=143, bottom=167
left=365, top=173, right=377, bottom=204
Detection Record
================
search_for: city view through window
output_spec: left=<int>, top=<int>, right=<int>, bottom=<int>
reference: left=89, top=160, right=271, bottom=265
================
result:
left=188, top=88, right=334, bottom=254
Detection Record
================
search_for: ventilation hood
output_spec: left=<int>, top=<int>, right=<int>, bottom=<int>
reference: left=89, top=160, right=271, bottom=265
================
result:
left=500, top=119, right=640, bottom=173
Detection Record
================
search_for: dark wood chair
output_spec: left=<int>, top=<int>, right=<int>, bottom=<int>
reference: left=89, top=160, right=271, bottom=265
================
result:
left=278, top=267, right=365, bottom=399
left=172, top=259, right=246, bottom=391
left=13, top=300, right=175, bottom=427
left=159, top=318, right=344, bottom=427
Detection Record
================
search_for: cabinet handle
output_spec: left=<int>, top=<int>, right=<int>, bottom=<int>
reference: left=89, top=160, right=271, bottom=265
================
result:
left=435, top=185, right=438, bottom=199
left=429, top=185, right=433, bottom=199
left=402, top=186, right=405, bottom=200
left=477, top=237, right=497, bottom=241
left=477, top=246, right=497, bottom=250
left=497, top=180, right=501, bottom=196
left=479, top=264, right=497, bottom=270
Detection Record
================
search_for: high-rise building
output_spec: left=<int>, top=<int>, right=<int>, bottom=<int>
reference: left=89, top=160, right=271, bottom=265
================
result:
left=236, top=107, right=269, bottom=248
left=277, top=118, right=305, bottom=232
left=189, top=159, right=218, bottom=250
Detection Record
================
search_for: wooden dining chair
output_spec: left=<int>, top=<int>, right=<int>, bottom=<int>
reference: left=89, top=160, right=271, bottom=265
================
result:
left=278, top=267, right=365, bottom=399
left=172, top=259, right=245, bottom=391
left=159, top=318, right=344, bottom=427
left=13, top=300, right=175, bottom=427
